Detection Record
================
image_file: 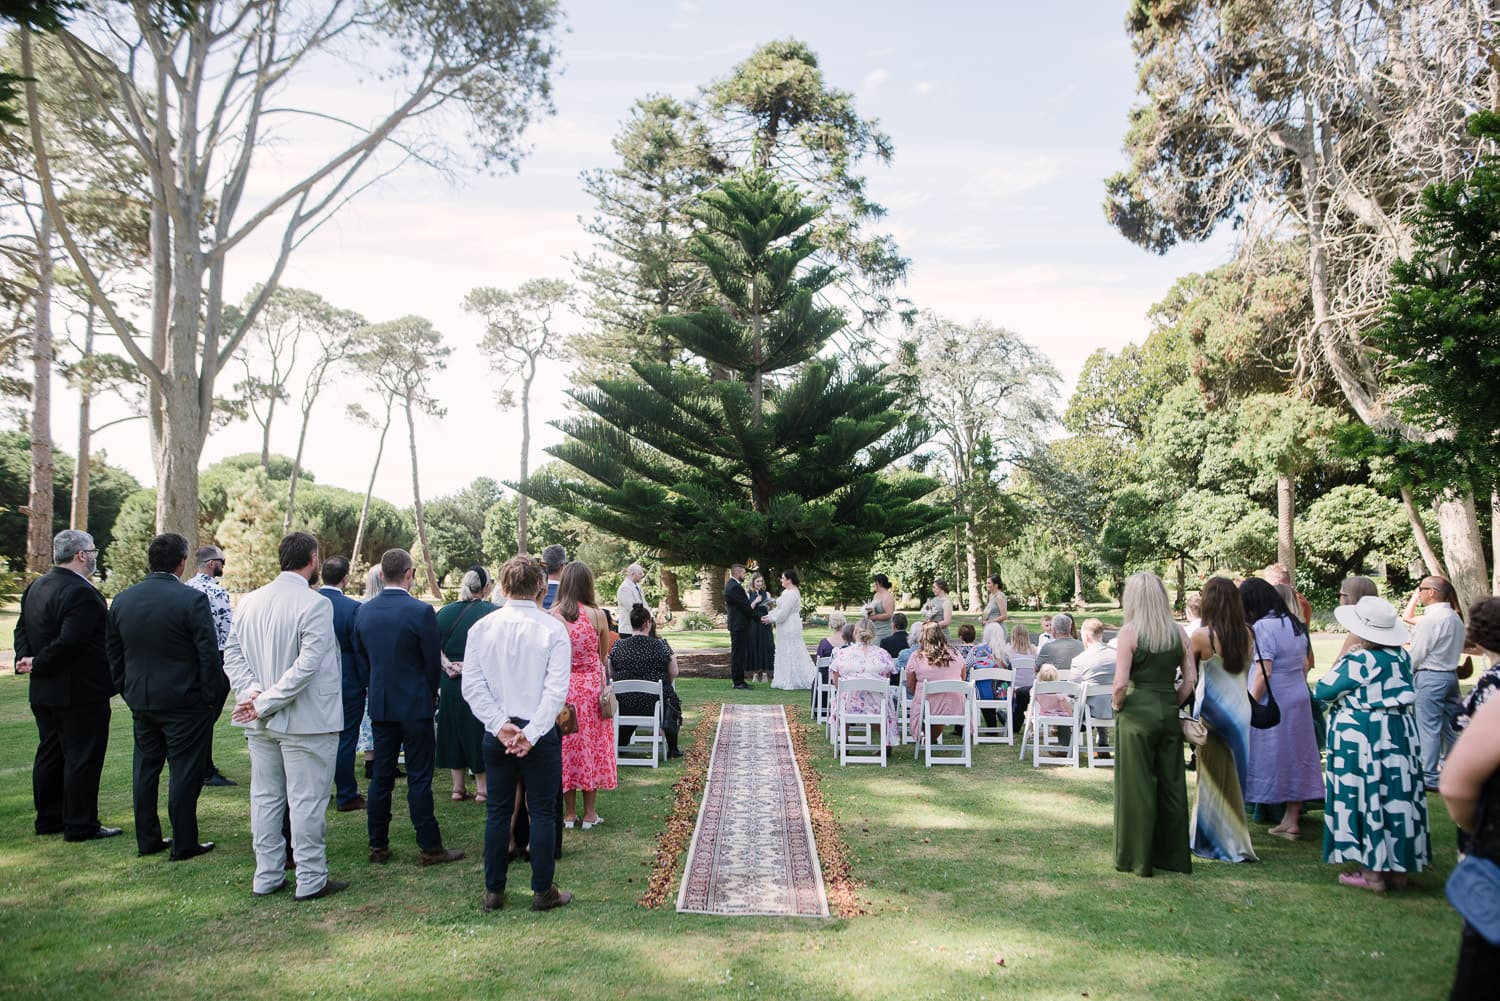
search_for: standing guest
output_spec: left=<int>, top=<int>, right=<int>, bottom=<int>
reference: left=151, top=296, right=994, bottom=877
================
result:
left=723, top=562, right=760, bottom=690
left=905, top=621, right=967, bottom=745
left=1184, top=593, right=1203, bottom=634
left=981, top=575, right=1009, bottom=651
left=540, top=545, right=567, bottom=611
left=14, top=530, right=119, bottom=842
left=921, top=579, right=954, bottom=641
left=611, top=604, right=683, bottom=758
left=354, top=548, right=464, bottom=868
left=1241, top=577, right=1324, bottom=840
left=830, top=618, right=898, bottom=745
left=1262, top=563, right=1314, bottom=625
left=461, top=555, right=573, bottom=912
left=1404, top=575, right=1467, bottom=791
left=880, top=612, right=910, bottom=663
left=1186, top=578, right=1257, bottom=863
left=107, top=533, right=224, bottom=860
left=317, top=556, right=366, bottom=812
left=1112, top=571, right=1196, bottom=877
left=184, top=544, right=236, bottom=787
left=1069, top=618, right=1116, bottom=723
left=767, top=570, right=817, bottom=692
left=867, top=574, right=897, bottom=641
left=356, top=564, right=384, bottom=780
left=747, top=572, right=775, bottom=684
left=222, top=532, right=346, bottom=900
left=615, top=563, right=647, bottom=636
left=551, top=562, right=617, bottom=828
left=435, top=567, right=498, bottom=803
left=1317, top=596, right=1429, bottom=891
left=1334, top=575, right=1381, bottom=658
left=1456, top=599, right=1500, bottom=733
left=1036, top=613, right=1084, bottom=678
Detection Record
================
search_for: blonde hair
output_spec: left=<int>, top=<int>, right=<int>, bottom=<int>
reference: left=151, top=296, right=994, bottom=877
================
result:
left=1122, top=572, right=1181, bottom=654
left=1037, top=664, right=1059, bottom=682
left=915, top=620, right=950, bottom=665
left=1009, top=624, right=1033, bottom=654
left=853, top=617, right=877, bottom=645
left=828, top=610, right=848, bottom=631
left=1275, top=583, right=1304, bottom=624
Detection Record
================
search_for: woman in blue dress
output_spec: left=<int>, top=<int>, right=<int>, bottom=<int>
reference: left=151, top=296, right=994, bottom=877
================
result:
left=1187, top=577, right=1257, bottom=862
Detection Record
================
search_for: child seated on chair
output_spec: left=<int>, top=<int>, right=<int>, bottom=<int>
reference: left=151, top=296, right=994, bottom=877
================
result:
left=1033, top=664, right=1074, bottom=742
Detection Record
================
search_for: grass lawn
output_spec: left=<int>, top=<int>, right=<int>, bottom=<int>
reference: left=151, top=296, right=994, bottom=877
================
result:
left=0, top=672, right=1463, bottom=1001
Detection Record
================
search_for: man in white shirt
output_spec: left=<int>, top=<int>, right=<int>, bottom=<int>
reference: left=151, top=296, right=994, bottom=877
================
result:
left=616, top=563, right=648, bottom=635
left=223, top=532, right=347, bottom=901
left=1069, top=618, right=1117, bottom=721
left=462, top=555, right=573, bottom=913
left=1408, top=576, right=1468, bottom=790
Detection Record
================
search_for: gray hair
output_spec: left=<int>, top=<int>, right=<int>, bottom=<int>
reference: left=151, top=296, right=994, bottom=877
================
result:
left=626, top=562, right=645, bottom=577
left=1052, top=613, right=1075, bottom=638
left=541, top=544, right=567, bottom=572
left=364, top=565, right=385, bottom=599
left=459, top=568, right=488, bottom=602
left=53, top=529, right=94, bottom=564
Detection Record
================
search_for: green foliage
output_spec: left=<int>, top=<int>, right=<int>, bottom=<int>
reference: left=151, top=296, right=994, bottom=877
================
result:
left=678, top=612, right=716, bottom=631
left=996, top=525, right=1071, bottom=608
left=215, top=468, right=286, bottom=593
left=422, top=478, right=506, bottom=578
left=1296, top=485, right=1417, bottom=584
left=1168, top=490, right=1277, bottom=574
left=480, top=494, right=580, bottom=564
left=100, top=488, right=154, bottom=596
left=290, top=483, right=411, bottom=567
left=0, top=431, right=139, bottom=573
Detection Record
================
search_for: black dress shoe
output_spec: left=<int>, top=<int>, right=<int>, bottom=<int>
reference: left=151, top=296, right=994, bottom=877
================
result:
left=65, top=826, right=123, bottom=842
left=170, top=842, right=215, bottom=861
left=336, top=795, right=367, bottom=812
left=482, top=890, right=504, bottom=912
left=138, top=838, right=173, bottom=857
left=203, top=771, right=237, bottom=787
left=733, top=683, right=752, bottom=690
left=294, top=878, right=349, bottom=902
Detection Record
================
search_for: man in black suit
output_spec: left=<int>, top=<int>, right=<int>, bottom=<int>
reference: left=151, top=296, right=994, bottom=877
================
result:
left=723, top=562, right=764, bottom=691
left=14, top=529, right=120, bottom=842
left=880, top=612, right=910, bottom=667
left=353, top=548, right=463, bottom=867
left=106, top=533, right=225, bottom=860
left=318, top=555, right=366, bottom=812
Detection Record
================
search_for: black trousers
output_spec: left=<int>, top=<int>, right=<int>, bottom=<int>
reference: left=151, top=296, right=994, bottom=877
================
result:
left=367, top=719, right=441, bottom=851
left=132, top=707, right=215, bottom=852
left=32, top=701, right=111, bottom=838
left=483, top=727, right=562, bottom=894
left=729, top=627, right=749, bottom=685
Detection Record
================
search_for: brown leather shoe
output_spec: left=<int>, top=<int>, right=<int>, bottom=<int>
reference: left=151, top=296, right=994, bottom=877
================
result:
left=369, top=847, right=392, bottom=864
left=337, top=796, right=367, bottom=812
left=482, top=891, right=504, bottom=912
left=531, top=886, right=573, bottom=911
left=418, top=846, right=466, bottom=867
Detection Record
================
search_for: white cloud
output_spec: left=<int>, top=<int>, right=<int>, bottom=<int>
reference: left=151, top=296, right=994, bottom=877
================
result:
left=864, top=68, right=890, bottom=93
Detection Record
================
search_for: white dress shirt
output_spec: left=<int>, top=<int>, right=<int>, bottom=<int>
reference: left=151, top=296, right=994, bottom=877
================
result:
left=461, top=598, right=572, bottom=745
left=1410, top=601, right=1467, bottom=672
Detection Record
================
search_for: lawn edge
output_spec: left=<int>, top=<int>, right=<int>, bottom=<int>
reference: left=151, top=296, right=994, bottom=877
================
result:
left=786, top=704, right=869, bottom=917
left=638, top=700, right=722, bottom=908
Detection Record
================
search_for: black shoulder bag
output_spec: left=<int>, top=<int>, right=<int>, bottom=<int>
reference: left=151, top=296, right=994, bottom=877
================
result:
left=1248, top=632, right=1281, bottom=730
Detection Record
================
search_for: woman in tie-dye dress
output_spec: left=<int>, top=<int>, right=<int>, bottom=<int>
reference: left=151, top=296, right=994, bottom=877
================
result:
left=1186, top=578, right=1257, bottom=863
left=1315, top=595, right=1430, bottom=891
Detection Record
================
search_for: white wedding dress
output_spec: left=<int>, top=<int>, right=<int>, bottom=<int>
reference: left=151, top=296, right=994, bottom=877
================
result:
left=768, top=587, right=817, bottom=691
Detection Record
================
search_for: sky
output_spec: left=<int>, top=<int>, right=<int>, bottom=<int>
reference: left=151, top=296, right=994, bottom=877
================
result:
left=54, top=1, right=1231, bottom=511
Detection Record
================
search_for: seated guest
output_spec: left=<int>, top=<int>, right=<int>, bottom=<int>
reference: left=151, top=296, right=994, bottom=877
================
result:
left=1006, top=623, right=1038, bottom=729
left=955, top=623, right=977, bottom=661
left=880, top=612, right=909, bottom=662
left=812, top=611, right=849, bottom=713
left=1036, top=613, right=1083, bottom=676
left=1033, top=664, right=1075, bottom=725
left=830, top=618, right=897, bottom=745
left=906, top=622, right=966, bottom=745
left=1037, top=614, right=1055, bottom=651
left=1069, top=618, right=1116, bottom=720
left=610, top=605, right=682, bottom=758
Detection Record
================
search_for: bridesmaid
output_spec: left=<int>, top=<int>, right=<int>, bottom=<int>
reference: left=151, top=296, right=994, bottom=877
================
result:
left=1112, top=571, right=1196, bottom=877
left=1187, top=577, right=1257, bottom=862
left=747, top=572, right=775, bottom=684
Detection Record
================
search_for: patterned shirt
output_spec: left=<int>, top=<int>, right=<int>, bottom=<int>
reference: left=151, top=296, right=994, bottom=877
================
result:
left=185, top=572, right=232, bottom=650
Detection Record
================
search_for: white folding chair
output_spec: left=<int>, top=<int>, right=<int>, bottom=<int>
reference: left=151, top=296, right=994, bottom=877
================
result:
left=1019, top=680, right=1083, bottom=767
left=911, top=679, right=972, bottom=767
left=970, top=667, right=1013, bottom=745
left=835, top=678, right=891, bottom=766
left=813, top=655, right=834, bottom=729
left=1009, top=654, right=1036, bottom=692
left=612, top=679, right=663, bottom=768
left=896, top=679, right=913, bottom=744
left=1082, top=682, right=1116, bottom=768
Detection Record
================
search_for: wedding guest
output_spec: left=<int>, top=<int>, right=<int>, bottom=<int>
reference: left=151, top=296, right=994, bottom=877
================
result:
left=1405, top=575, right=1467, bottom=791
left=611, top=605, right=682, bottom=758
left=540, top=545, right=567, bottom=610
left=1186, top=578, right=1257, bottom=863
left=906, top=621, right=966, bottom=745
left=1038, top=614, right=1056, bottom=651
left=183, top=545, right=236, bottom=787
left=317, top=557, right=366, bottom=812
left=435, top=567, right=498, bottom=803
left=830, top=618, right=898, bottom=745
left=1069, top=618, right=1116, bottom=721
left=552, top=562, right=616, bottom=829
left=1262, top=563, right=1313, bottom=625
left=1184, top=593, right=1203, bottom=634
left=1006, top=623, right=1038, bottom=731
left=615, top=563, right=647, bottom=636
left=812, top=610, right=849, bottom=713
left=1036, top=613, right=1083, bottom=678
left=1112, top=571, right=1196, bottom=877
left=867, top=574, right=897, bottom=641
left=955, top=623, right=977, bottom=660
left=880, top=612, right=909, bottom=663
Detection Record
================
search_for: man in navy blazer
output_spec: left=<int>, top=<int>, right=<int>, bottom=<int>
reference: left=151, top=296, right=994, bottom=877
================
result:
left=318, top=555, right=366, bottom=812
left=352, top=549, right=463, bottom=866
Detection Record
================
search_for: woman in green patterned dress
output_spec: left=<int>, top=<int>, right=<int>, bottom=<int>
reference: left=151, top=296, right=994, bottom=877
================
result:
left=435, top=567, right=499, bottom=802
left=1112, top=572, right=1197, bottom=877
left=1316, top=595, right=1430, bottom=891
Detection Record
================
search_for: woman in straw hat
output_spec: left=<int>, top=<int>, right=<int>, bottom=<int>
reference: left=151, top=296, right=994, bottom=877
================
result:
left=1314, top=595, right=1431, bottom=891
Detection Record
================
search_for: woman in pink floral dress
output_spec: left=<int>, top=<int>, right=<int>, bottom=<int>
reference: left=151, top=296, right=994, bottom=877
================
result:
left=830, top=618, right=898, bottom=745
left=906, top=621, right=968, bottom=743
left=552, top=562, right=616, bottom=828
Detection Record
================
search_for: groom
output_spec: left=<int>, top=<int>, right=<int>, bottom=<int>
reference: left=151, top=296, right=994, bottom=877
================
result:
left=723, top=563, right=763, bottom=691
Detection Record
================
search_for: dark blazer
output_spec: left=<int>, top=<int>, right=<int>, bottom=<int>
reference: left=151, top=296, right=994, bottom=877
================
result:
left=106, top=572, right=225, bottom=714
left=724, top=575, right=755, bottom=634
left=14, top=566, right=111, bottom=707
left=318, top=586, right=363, bottom=698
left=880, top=631, right=909, bottom=660
left=352, top=588, right=440, bottom=722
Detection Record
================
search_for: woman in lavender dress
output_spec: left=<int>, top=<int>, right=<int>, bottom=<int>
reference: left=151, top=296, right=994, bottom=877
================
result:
left=1240, top=578, right=1324, bottom=840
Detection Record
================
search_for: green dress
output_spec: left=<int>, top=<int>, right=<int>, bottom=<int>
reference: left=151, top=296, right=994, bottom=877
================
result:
left=1114, top=639, right=1192, bottom=876
left=434, top=599, right=498, bottom=773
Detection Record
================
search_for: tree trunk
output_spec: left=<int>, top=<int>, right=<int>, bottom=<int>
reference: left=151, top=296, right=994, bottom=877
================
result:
left=660, top=568, right=683, bottom=611
left=259, top=398, right=274, bottom=470
left=700, top=566, right=728, bottom=615
left=285, top=407, right=312, bottom=530
left=1401, top=486, right=1446, bottom=577
left=27, top=207, right=55, bottom=573
left=516, top=372, right=532, bottom=554
left=1073, top=561, right=1084, bottom=606
left=1175, top=553, right=1186, bottom=612
left=1492, top=490, right=1499, bottom=597
left=153, top=380, right=208, bottom=555
left=750, top=275, right=763, bottom=426
left=352, top=404, right=393, bottom=565
left=71, top=304, right=95, bottom=532
left=1436, top=490, right=1490, bottom=611
left=963, top=518, right=981, bottom=612
left=1277, top=474, right=1295, bottom=581
left=403, top=399, right=440, bottom=596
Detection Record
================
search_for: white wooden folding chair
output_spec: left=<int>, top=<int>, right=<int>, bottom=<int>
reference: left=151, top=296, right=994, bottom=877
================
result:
left=813, top=654, right=834, bottom=731
left=612, top=679, right=664, bottom=768
left=1009, top=654, right=1036, bottom=692
left=835, top=677, right=891, bottom=766
left=911, top=679, right=972, bottom=767
left=970, top=667, right=1013, bottom=745
left=1019, top=680, right=1083, bottom=767
left=1082, top=682, right=1116, bottom=768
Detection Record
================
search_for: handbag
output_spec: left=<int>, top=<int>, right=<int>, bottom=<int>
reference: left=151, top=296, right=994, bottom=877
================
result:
left=1180, top=714, right=1210, bottom=747
left=1459, top=656, right=1476, bottom=681
left=599, top=683, right=617, bottom=719
left=555, top=701, right=579, bottom=736
left=1248, top=635, right=1281, bottom=730
left=1448, top=854, right=1500, bottom=945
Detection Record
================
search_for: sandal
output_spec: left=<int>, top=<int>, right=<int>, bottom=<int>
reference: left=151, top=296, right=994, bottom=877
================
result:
left=582, top=816, right=604, bottom=830
left=1386, top=873, right=1409, bottom=891
left=1338, top=870, right=1387, bottom=892
left=451, top=790, right=473, bottom=802
left=474, top=793, right=487, bottom=803
left=563, top=818, right=577, bottom=829
left=1266, top=828, right=1299, bottom=841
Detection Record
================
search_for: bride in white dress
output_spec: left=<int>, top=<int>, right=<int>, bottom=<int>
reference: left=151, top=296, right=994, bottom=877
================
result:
left=768, top=569, right=817, bottom=691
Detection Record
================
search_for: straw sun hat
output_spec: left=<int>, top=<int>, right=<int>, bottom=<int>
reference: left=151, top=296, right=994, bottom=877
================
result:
left=1333, top=595, right=1410, bottom=647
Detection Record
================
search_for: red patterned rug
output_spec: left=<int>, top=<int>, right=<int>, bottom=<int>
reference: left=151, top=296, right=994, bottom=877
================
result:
left=676, top=703, right=829, bottom=917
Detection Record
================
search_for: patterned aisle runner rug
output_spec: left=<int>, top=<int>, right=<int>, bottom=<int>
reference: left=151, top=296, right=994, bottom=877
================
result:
left=676, top=703, right=829, bottom=917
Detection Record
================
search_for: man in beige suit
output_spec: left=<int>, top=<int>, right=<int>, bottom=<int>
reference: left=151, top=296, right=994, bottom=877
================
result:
left=223, top=532, right=346, bottom=901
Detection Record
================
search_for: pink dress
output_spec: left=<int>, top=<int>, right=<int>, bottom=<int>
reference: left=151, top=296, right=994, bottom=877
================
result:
left=831, top=642, right=897, bottom=745
left=561, top=610, right=617, bottom=793
left=908, top=649, right=966, bottom=732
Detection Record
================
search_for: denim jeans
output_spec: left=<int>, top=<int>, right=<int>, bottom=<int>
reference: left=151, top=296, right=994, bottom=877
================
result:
left=483, top=726, right=562, bottom=895
left=1415, top=669, right=1462, bottom=787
